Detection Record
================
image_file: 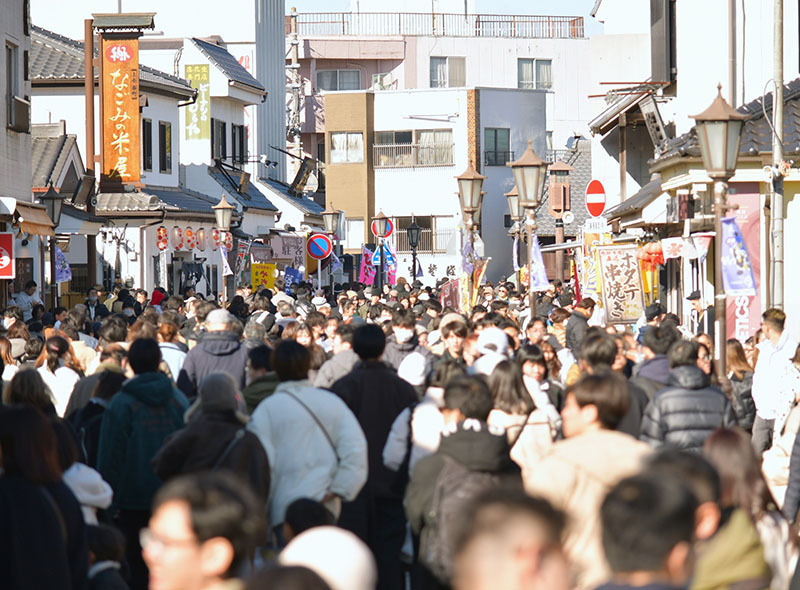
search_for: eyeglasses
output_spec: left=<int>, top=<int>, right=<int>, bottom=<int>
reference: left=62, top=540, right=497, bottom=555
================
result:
left=139, top=528, right=197, bottom=552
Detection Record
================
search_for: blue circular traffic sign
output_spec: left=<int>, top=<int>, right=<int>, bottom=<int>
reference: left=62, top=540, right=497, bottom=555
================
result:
left=306, top=233, right=333, bottom=260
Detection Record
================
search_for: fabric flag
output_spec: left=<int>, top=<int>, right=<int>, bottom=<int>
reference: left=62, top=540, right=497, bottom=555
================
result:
left=461, top=232, right=475, bottom=274
left=512, top=235, right=520, bottom=271
left=54, top=246, right=72, bottom=283
left=721, top=217, right=757, bottom=296
left=388, top=265, right=396, bottom=285
left=359, top=245, right=376, bottom=285
left=284, top=267, right=302, bottom=292
left=331, top=253, right=343, bottom=274
left=220, top=245, right=233, bottom=277
left=529, top=235, right=550, bottom=292
left=416, top=263, right=424, bottom=278
left=691, top=233, right=713, bottom=263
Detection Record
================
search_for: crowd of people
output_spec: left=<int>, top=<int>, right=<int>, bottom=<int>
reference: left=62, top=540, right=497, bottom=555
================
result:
left=3, top=275, right=800, bottom=590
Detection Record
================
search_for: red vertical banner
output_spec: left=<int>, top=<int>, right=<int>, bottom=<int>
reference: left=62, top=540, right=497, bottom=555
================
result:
left=101, top=36, right=140, bottom=183
left=725, top=184, right=761, bottom=341
left=0, top=233, right=15, bottom=279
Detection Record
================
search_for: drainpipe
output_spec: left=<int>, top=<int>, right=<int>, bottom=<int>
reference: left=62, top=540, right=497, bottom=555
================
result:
left=139, top=209, right=167, bottom=291
left=728, top=0, right=736, bottom=106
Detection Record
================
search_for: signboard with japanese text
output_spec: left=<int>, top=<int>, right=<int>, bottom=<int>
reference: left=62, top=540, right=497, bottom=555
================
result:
left=101, top=36, right=140, bottom=183
left=0, top=233, right=15, bottom=280
left=595, top=245, right=645, bottom=324
left=184, top=64, right=210, bottom=140
left=724, top=185, right=761, bottom=342
left=251, top=263, right=278, bottom=290
left=440, top=279, right=460, bottom=310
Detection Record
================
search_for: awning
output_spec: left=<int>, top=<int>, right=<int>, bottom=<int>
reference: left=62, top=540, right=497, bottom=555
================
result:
left=16, top=202, right=54, bottom=237
left=589, top=91, right=649, bottom=136
left=604, top=175, right=668, bottom=228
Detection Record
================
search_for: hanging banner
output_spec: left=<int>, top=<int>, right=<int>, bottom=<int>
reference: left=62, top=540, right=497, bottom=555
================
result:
left=101, top=36, right=140, bottom=183
left=470, top=259, right=489, bottom=307
left=725, top=188, right=761, bottom=341
left=184, top=64, right=210, bottom=140
left=529, top=236, right=550, bottom=292
left=721, top=216, right=757, bottom=296
left=157, top=250, right=168, bottom=290
left=595, top=245, right=646, bottom=324
left=284, top=267, right=303, bottom=292
left=460, top=272, right=471, bottom=314
left=440, top=279, right=460, bottom=310
left=512, top=235, right=520, bottom=272
left=581, top=231, right=610, bottom=300
left=54, top=246, right=72, bottom=283
left=220, top=245, right=233, bottom=277
left=331, top=252, right=343, bottom=274
left=0, top=233, right=15, bottom=280
left=251, top=262, right=278, bottom=290
left=358, top=245, right=376, bottom=285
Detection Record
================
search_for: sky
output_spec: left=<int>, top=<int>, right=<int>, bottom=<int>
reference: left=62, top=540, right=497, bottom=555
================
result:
left=31, top=0, right=602, bottom=41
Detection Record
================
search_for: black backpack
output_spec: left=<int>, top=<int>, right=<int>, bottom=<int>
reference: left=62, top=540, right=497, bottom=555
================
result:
left=419, top=456, right=502, bottom=583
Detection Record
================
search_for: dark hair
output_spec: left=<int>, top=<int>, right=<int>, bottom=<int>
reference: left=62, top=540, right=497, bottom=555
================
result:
left=284, top=498, right=334, bottom=537
left=248, top=345, right=272, bottom=372
left=441, top=322, right=468, bottom=339
left=391, top=309, right=417, bottom=329
left=568, top=371, right=630, bottom=430
left=44, top=336, right=69, bottom=373
left=352, top=324, right=387, bottom=360
left=88, top=524, right=126, bottom=563
left=335, top=323, right=355, bottom=345
left=271, top=340, right=310, bottom=381
left=762, top=308, right=786, bottom=332
left=153, top=471, right=265, bottom=578
left=601, top=473, right=697, bottom=573
left=538, top=340, right=562, bottom=380
left=549, top=307, right=571, bottom=324
left=726, top=339, right=753, bottom=380
left=93, top=370, right=127, bottom=402
left=127, top=320, right=158, bottom=343
left=578, top=331, right=618, bottom=369
left=163, top=295, right=184, bottom=312
left=97, top=316, right=128, bottom=345
left=576, top=297, right=596, bottom=310
left=157, top=319, right=180, bottom=344
left=642, top=325, right=680, bottom=356
left=444, top=376, right=494, bottom=421
left=644, top=449, right=721, bottom=504
left=23, top=280, right=37, bottom=290
left=23, top=337, right=43, bottom=360
left=128, top=338, right=162, bottom=374
left=195, top=301, right=218, bottom=323
left=0, top=405, right=62, bottom=483
left=7, top=319, right=30, bottom=341
left=516, top=344, right=548, bottom=380
left=3, top=368, right=53, bottom=410
left=246, top=566, right=332, bottom=590
left=668, top=340, right=699, bottom=369
left=488, top=360, right=533, bottom=415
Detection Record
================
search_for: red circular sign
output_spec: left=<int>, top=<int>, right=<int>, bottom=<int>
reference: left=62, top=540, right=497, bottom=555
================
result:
left=371, top=217, right=394, bottom=239
left=585, top=179, right=606, bottom=218
left=306, top=233, right=333, bottom=260
left=104, top=42, right=134, bottom=63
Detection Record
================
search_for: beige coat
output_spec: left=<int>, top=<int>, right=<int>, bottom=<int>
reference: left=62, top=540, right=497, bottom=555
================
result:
left=525, top=429, right=651, bottom=590
left=487, top=408, right=554, bottom=472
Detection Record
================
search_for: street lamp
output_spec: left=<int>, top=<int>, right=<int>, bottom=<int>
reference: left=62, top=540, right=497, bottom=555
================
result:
left=40, top=183, right=64, bottom=310
left=508, top=140, right=548, bottom=315
left=692, top=84, right=746, bottom=383
left=213, top=193, right=236, bottom=306
left=372, top=210, right=389, bottom=292
left=406, top=218, right=422, bottom=282
left=322, top=203, right=344, bottom=287
left=505, top=184, right=523, bottom=291
left=456, top=162, right=486, bottom=311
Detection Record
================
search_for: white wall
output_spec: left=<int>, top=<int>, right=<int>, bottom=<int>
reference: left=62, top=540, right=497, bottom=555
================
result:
left=591, top=0, right=650, bottom=36
left=256, top=0, right=287, bottom=182
left=141, top=93, right=181, bottom=187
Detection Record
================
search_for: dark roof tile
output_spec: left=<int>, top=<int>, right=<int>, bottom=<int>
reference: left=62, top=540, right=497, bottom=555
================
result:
left=191, top=38, right=264, bottom=93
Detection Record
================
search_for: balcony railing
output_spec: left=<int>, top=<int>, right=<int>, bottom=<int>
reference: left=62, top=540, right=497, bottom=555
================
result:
left=287, top=13, right=585, bottom=39
left=485, top=150, right=514, bottom=166
left=373, top=143, right=454, bottom=168
left=392, top=227, right=455, bottom=254
left=546, top=149, right=570, bottom=163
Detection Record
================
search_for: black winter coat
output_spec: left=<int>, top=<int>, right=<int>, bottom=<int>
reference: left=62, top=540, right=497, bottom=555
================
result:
left=152, top=411, right=270, bottom=505
left=565, top=311, right=590, bottom=353
left=640, top=365, right=737, bottom=453
left=630, top=355, right=671, bottom=401
left=177, top=331, right=249, bottom=399
left=729, top=371, right=756, bottom=432
left=382, top=334, right=435, bottom=375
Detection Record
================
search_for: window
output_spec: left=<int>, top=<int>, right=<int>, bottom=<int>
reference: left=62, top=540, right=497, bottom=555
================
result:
left=142, top=119, right=152, bottom=171
left=211, top=118, right=227, bottom=160
left=330, top=132, right=363, bottom=164
left=6, top=43, right=18, bottom=125
left=518, top=58, right=553, bottom=90
left=232, top=124, right=247, bottom=165
left=345, top=218, right=365, bottom=250
left=316, top=69, right=361, bottom=91
left=484, top=128, right=511, bottom=166
left=158, top=121, right=172, bottom=173
left=429, top=56, right=466, bottom=88
left=373, top=129, right=453, bottom=167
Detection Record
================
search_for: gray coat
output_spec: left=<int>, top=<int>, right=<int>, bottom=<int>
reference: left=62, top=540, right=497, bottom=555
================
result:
left=314, top=349, right=360, bottom=389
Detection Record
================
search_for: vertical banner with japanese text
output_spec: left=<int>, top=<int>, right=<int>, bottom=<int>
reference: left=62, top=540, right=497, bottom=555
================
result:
left=595, top=245, right=646, bottom=324
left=724, top=186, right=761, bottom=342
left=184, top=64, right=210, bottom=140
left=101, top=36, right=140, bottom=183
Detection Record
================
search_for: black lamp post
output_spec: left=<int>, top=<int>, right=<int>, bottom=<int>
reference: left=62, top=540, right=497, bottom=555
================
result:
left=372, top=210, right=388, bottom=291
left=322, top=204, right=344, bottom=287
left=406, top=219, right=421, bottom=282
left=40, top=183, right=64, bottom=310
left=691, top=84, right=745, bottom=382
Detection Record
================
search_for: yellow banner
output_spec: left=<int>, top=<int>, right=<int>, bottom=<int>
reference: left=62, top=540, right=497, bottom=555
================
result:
left=251, top=262, right=278, bottom=290
left=101, top=36, right=140, bottom=183
left=184, top=64, right=210, bottom=140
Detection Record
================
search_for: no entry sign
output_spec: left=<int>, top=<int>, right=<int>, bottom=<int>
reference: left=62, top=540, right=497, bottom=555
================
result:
left=306, top=233, right=333, bottom=260
left=585, top=180, right=606, bottom=218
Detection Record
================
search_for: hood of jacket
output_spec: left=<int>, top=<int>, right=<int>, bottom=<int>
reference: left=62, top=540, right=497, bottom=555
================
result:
left=636, top=355, right=671, bottom=384
left=386, top=332, right=421, bottom=354
left=668, top=365, right=710, bottom=390
left=196, top=330, right=243, bottom=357
left=438, top=420, right=515, bottom=473
left=122, top=372, right=181, bottom=406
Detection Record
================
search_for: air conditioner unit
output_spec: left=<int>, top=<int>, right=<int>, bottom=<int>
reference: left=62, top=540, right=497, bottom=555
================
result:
left=8, top=96, right=30, bottom=133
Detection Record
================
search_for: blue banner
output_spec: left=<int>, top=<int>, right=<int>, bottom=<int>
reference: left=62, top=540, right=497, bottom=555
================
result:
left=529, top=235, right=550, bottom=292
left=54, top=246, right=72, bottom=283
left=284, top=267, right=303, bottom=292
left=721, top=217, right=756, bottom=296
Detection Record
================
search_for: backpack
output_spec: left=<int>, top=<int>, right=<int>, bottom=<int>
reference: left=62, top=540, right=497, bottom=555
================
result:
left=419, top=455, right=502, bottom=583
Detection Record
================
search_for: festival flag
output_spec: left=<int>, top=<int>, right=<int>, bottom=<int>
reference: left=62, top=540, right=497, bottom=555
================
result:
left=220, top=245, right=233, bottom=277
left=721, top=217, right=757, bottom=296
left=54, top=246, right=72, bottom=283
left=529, top=236, right=550, bottom=292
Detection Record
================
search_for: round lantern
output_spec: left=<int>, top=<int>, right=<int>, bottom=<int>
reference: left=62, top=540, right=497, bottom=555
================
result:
left=170, top=226, right=184, bottom=250
left=156, top=226, right=169, bottom=251
left=196, top=228, right=206, bottom=252
left=211, top=229, right=220, bottom=251
left=223, top=231, right=233, bottom=251
left=185, top=227, right=196, bottom=250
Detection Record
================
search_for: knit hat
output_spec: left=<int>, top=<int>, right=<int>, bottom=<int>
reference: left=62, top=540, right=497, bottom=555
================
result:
left=279, top=526, right=377, bottom=590
left=205, top=309, right=236, bottom=325
left=184, top=373, right=248, bottom=424
left=439, top=312, right=466, bottom=330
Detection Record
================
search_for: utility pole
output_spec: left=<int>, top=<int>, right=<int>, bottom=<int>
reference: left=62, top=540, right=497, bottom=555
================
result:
left=773, top=0, right=784, bottom=309
left=288, top=7, right=302, bottom=181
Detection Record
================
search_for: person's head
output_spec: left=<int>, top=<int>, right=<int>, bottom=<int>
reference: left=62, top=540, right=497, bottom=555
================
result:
left=488, top=360, right=533, bottom=415
left=452, top=488, right=568, bottom=590
left=98, top=316, right=128, bottom=348
left=352, top=324, right=386, bottom=361
left=128, top=338, right=162, bottom=375
left=517, top=344, right=549, bottom=383
left=0, top=335, right=13, bottom=366
left=185, top=373, right=247, bottom=424
left=642, top=325, right=680, bottom=358
left=601, top=474, right=697, bottom=584
left=23, top=280, right=37, bottom=295
left=87, top=524, right=126, bottom=565
left=92, top=369, right=127, bottom=402
left=283, top=498, right=335, bottom=543
left=86, top=287, right=100, bottom=304
left=761, top=308, right=786, bottom=343
left=23, top=336, right=43, bottom=360
left=669, top=340, right=699, bottom=369
left=246, top=566, right=332, bottom=590
left=271, top=340, right=310, bottom=382
left=43, top=336, right=69, bottom=374
left=687, top=290, right=704, bottom=313
left=332, top=323, right=354, bottom=354
left=294, top=323, right=314, bottom=348
left=441, top=321, right=468, bottom=357
left=549, top=307, right=571, bottom=326
left=391, top=309, right=417, bottom=344
left=561, top=371, right=630, bottom=437
left=247, top=345, right=272, bottom=381
left=3, top=368, right=53, bottom=410
left=143, top=471, right=264, bottom=590
left=575, top=297, right=596, bottom=316
left=442, top=376, right=494, bottom=425
left=204, top=309, right=236, bottom=333
left=0, top=404, right=61, bottom=483
left=695, top=341, right=712, bottom=376
left=578, top=331, right=618, bottom=373
left=53, top=306, right=68, bottom=322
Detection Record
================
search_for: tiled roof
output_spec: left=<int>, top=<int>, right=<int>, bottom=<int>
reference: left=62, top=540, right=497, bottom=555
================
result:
left=31, top=25, right=195, bottom=97
left=191, top=38, right=265, bottom=93
left=96, top=186, right=218, bottom=215
left=208, top=166, right=278, bottom=212
left=604, top=174, right=662, bottom=220
left=534, top=139, right=592, bottom=237
left=258, top=176, right=325, bottom=215
left=96, top=191, right=164, bottom=213
left=62, top=203, right=105, bottom=224
left=31, top=126, right=78, bottom=188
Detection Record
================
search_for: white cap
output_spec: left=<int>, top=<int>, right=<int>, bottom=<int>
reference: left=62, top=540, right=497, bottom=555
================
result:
left=398, top=351, right=427, bottom=386
left=476, top=327, right=510, bottom=357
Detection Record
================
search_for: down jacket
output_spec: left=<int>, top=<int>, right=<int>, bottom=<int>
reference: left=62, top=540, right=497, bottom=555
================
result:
left=177, top=331, right=249, bottom=399
left=640, top=365, right=737, bottom=453
left=729, top=371, right=756, bottom=432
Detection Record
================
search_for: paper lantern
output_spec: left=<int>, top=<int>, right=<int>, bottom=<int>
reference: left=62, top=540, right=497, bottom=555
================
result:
left=211, top=229, right=220, bottom=251
left=171, top=226, right=184, bottom=250
left=196, top=228, right=206, bottom=252
left=224, top=231, right=233, bottom=251
left=185, top=227, right=196, bottom=250
left=156, top=226, right=169, bottom=251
